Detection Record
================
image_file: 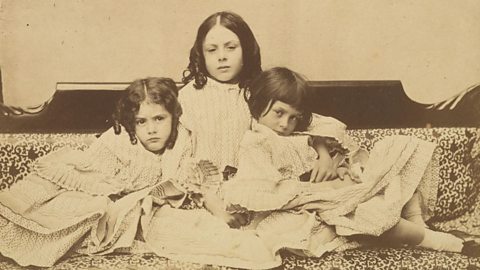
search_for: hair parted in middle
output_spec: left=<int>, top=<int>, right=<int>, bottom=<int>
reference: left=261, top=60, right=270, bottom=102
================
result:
left=112, top=77, right=182, bottom=150
left=245, top=67, right=313, bottom=132
left=182, top=11, right=262, bottom=90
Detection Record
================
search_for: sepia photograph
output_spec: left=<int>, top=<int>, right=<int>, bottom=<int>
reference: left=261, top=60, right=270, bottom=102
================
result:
left=0, top=1, right=479, bottom=269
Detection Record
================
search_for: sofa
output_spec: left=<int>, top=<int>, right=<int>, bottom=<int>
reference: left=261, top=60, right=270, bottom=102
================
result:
left=0, top=81, right=479, bottom=269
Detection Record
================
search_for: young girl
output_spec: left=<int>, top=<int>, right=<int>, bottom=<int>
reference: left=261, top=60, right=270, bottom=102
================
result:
left=222, top=67, right=480, bottom=258
left=179, top=11, right=262, bottom=172
left=0, top=77, right=277, bottom=268
left=0, top=77, right=191, bottom=266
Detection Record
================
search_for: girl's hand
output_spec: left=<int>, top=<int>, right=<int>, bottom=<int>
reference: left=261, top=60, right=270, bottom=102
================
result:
left=310, top=155, right=337, bottom=182
left=310, top=139, right=341, bottom=182
left=203, top=191, right=247, bottom=228
left=336, top=166, right=351, bottom=180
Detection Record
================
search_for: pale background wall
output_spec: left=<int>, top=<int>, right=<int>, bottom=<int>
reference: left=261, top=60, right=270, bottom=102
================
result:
left=1, top=0, right=479, bottom=107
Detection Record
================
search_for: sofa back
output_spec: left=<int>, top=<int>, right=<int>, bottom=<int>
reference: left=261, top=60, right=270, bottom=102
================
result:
left=1, top=80, right=479, bottom=133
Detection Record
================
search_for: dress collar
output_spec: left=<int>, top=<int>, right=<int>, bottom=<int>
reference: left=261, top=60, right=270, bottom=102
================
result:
left=251, top=120, right=280, bottom=137
left=205, top=78, right=241, bottom=92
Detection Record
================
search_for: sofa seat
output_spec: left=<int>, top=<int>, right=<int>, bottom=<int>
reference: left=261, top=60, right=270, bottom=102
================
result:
left=0, top=127, right=479, bottom=269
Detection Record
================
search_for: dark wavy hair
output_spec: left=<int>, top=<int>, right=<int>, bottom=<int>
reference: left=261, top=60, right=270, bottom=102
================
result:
left=112, top=77, right=182, bottom=150
left=245, top=67, right=312, bottom=132
left=182, top=11, right=262, bottom=90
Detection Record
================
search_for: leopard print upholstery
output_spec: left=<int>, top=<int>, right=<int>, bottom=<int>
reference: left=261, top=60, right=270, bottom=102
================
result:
left=1, top=248, right=479, bottom=270
left=0, top=253, right=231, bottom=270
left=0, top=133, right=96, bottom=190
left=282, top=247, right=480, bottom=270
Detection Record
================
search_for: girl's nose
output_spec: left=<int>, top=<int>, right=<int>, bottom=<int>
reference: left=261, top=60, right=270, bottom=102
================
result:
left=279, top=116, right=289, bottom=129
left=147, top=122, right=157, bottom=134
left=218, top=49, right=227, bottom=61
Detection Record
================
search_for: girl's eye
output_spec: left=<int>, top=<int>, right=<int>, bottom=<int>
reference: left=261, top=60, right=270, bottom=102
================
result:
left=291, top=114, right=304, bottom=122
left=206, top=48, right=216, bottom=53
left=136, top=119, right=146, bottom=126
left=274, top=110, right=283, bottom=117
left=227, top=46, right=237, bottom=50
left=291, top=116, right=302, bottom=123
left=155, top=116, right=165, bottom=122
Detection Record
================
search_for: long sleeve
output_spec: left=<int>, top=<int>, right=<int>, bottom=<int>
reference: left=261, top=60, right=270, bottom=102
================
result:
left=34, top=127, right=163, bottom=196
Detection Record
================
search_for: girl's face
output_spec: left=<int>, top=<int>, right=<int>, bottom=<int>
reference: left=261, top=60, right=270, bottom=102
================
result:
left=258, top=100, right=303, bottom=136
left=135, top=101, right=172, bottom=153
left=203, top=24, right=243, bottom=83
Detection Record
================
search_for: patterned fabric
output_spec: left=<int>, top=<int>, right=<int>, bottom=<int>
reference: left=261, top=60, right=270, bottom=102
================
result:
left=0, top=127, right=479, bottom=269
left=0, top=126, right=196, bottom=267
left=0, top=133, right=95, bottom=190
left=430, top=197, right=480, bottom=234
left=282, top=247, right=480, bottom=270
left=0, top=127, right=284, bottom=269
left=178, top=79, right=252, bottom=170
left=1, top=248, right=479, bottom=270
left=0, top=253, right=233, bottom=270
left=1, top=127, right=478, bottom=218
left=347, top=127, right=479, bottom=221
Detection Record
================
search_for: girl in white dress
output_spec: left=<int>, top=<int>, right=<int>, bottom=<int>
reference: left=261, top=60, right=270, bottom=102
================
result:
left=222, top=67, right=480, bottom=258
left=0, top=77, right=278, bottom=269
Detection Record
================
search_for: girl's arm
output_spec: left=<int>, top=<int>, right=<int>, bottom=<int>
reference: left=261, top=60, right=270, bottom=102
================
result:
left=203, top=191, right=247, bottom=228
left=188, top=160, right=248, bottom=228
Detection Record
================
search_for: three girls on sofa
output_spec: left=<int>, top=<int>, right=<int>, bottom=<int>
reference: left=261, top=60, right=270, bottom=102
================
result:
left=0, top=10, right=478, bottom=269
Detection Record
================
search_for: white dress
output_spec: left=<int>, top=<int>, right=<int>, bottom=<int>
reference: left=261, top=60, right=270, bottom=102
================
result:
left=222, top=117, right=437, bottom=257
left=178, top=79, right=251, bottom=170
left=0, top=125, right=280, bottom=269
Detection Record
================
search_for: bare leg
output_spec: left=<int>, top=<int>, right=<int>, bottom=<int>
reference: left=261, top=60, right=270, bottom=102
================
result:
left=381, top=218, right=463, bottom=253
left=402, top=191, right=427, bottom=227
left=381, top=218, right=425, bottom=246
